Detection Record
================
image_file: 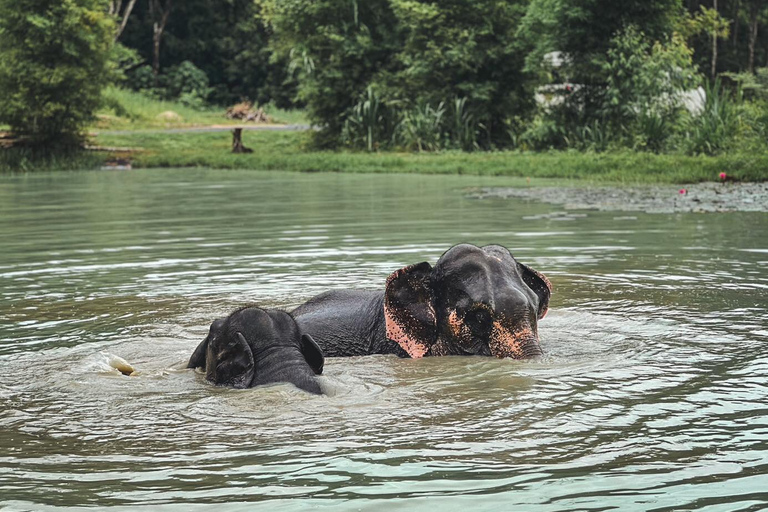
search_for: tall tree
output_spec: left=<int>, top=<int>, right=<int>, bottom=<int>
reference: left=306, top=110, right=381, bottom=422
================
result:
left=263, top=0, right=401, bottom=143
left=712, top=0, right=719, bottom=77
left=109, top=0, right=138, bottom=41
left=745, top=0, right=767, bottom=72
left=382, top=0, right=533, bottom=144
left=0, top=0, right=115, bottom=146
left=685, top=5, right=730, bottom=77
left=519, top=0, right=681, bottom=83
left=149, top=0, right=172, bottom=81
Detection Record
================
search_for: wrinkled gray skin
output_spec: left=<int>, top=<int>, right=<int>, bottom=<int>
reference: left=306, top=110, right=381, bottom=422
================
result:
left=188, top=306, right=325, bottom=394
left=291, top=244, right=551, bottom=359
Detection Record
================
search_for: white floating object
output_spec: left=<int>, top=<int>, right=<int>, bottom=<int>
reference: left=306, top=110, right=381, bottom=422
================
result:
left=108, top=355, right=135, bottom=376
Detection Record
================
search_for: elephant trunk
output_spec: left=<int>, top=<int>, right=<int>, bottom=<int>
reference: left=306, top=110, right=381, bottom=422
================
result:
left=490, top=321, right=542, bottom=359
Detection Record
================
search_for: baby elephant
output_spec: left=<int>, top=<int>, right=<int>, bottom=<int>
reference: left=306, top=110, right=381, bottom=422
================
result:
left=187, top=306, right=325, bottom=394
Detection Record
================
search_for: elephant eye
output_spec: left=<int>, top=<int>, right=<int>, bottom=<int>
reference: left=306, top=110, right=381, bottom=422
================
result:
left=467, top=308, right=491, bottom=327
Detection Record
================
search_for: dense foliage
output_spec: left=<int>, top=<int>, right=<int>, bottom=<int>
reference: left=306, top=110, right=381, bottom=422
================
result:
left=2, top=0, right=768, bottom=155
left=0, top=0, right=114, bottom=146
left=259, top=0, right=766, bottom=152
left=519, top=0, right=682, bottom=82
left=118, top=0, right=295, bottom=106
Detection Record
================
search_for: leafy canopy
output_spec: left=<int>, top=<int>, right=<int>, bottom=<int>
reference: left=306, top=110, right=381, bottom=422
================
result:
left=0, top=0, right=115, bottom=146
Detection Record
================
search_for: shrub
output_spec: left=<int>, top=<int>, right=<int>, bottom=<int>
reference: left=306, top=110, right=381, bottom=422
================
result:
left=341, top=87, right=395, bottom=151
left=682, top=79, right=741, bottom=155
left=397, top=102, right=447, bottom=152
left=600, top=27, right=699, bottom=137
left=632, top=109, right=674, bottom=153
left=448, top=98, right=481, bottom=151
left=163, top=61, right=213, bottom=109
left=125, top=61, right=212, bottom=109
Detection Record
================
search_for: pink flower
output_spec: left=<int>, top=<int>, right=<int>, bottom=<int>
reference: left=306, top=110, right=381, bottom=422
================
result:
left=679, top=189, right=687, bottom=195
left=719, top=172, right=727, bottom=181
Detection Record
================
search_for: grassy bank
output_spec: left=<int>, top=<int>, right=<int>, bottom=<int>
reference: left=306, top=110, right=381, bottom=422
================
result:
left=0, top=146, right=108, bottom=173
left=90, top=129, right=768, bottom=184
left=3, top=128, right=768, bottom=182
left=2, top=88, right=767, bottom=182
left=94, top=88, right=307, bottom=131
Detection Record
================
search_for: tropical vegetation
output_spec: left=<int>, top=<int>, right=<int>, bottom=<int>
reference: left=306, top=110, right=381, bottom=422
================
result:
left=0, top=0, right=767, bottom=180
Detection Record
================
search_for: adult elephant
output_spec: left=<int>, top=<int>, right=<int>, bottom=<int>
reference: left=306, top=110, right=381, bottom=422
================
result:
left=291, top=244, right=551, bottom=359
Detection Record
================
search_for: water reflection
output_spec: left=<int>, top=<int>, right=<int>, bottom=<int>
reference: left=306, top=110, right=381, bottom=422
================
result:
left=0, top=169, right=767, bottom=509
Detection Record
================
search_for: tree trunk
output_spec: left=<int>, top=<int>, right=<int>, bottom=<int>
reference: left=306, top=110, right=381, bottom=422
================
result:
left=114, top=0, right=138, bottom=41
left=711, top=0, right=719, bottom=79
left=149, top=0, right=172, bottom=84
left=748, top=2, right=759, bottom=73
left=152, top=30, right=161, bottom=83
left=232, top=128, right=253, bottom=153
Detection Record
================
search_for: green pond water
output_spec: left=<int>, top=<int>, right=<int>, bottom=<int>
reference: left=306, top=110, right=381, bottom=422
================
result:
left=0, top=169, right=766, bottom=511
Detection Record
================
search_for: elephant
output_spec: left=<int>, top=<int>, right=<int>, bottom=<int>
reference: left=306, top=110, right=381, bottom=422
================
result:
left=188, top=306, right=325, bottom=394
left=291, top=244, right=552, bottom=359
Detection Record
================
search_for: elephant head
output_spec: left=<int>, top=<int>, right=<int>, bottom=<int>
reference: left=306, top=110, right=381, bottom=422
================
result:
left=188, top=306, right=325, bottom=393
left=384, top=244, right=551, bottom=359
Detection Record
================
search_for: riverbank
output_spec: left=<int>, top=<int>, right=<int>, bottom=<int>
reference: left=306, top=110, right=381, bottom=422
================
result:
left=2, top=128, right=768, bottom=183
left=89, top=130, right=768, bottom=183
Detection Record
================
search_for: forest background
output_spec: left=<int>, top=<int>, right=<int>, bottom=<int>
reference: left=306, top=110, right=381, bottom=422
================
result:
left=1, top=0, right=768, bottom=180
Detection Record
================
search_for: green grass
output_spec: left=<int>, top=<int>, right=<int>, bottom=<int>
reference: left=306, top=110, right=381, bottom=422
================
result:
left=94, top=87, right=307, bottom=131
left=3, top=93, right=767, bottom=182
left=92, top=129, right=768, bottom=184
left=0, top=146, right=106, bottom=173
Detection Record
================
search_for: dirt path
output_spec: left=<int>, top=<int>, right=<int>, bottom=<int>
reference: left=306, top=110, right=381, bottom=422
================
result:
left=96, top=124, right=311, bottom=136
left=471, top=182, right=768, bottom=213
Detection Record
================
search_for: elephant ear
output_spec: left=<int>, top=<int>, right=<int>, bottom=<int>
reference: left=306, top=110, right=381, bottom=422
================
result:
left=188, top=318, right=225, bottom=369
left=301, top=334, right=325, bottom=375
left=481, top=245, right=552, bottom=320
left=205, top=332, right=255, bottom=389
left=384, top=262, right=437, bottom=358
left=518, top=262, right=552, bottom=320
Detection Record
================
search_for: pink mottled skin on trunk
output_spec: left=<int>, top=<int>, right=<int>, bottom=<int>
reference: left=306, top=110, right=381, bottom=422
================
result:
left=384, top=305, right=429, bottom=359
left=490, top=320, right=536, bottom=359
left=448, top=309, right=463, bottom=338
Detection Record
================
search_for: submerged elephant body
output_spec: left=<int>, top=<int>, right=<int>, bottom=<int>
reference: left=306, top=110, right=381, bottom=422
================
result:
left=188, top=306, right=325, bottom=394
left=292, top=244, right=551, bottom=359
left=290, top=290, right=404, bottom=357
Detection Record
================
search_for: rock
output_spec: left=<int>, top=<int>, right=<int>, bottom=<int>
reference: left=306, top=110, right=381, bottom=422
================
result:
left=156, top=111, right=182, bottom=122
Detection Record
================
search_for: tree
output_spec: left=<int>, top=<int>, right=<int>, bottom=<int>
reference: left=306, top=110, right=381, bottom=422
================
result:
left=117, top=0, right=292, bottom=106
left=601, top=27, right=699, bottom=151
left=263, top=0, right=532, bottom=147
left=744, top=0, right=768, bottom=73
left=519, top=0, right=682, bottom=84
left=149, top=0, right=172, bottom=82
left=681, top=4, right=730, bottom=77
left=262, top=0, right=401, bottom=144
left=0, top=0, right=115, bottom=146
left=380, top=0, right=532, bottom=147
left=109, top=0, right=138, bottom=41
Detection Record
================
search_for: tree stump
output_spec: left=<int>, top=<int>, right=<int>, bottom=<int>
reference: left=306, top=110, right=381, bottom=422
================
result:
left=231, top=128, right=252, bottom=153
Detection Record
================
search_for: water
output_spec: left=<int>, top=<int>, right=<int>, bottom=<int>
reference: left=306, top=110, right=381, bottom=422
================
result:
left=0, top=169, right=767, bottom=510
